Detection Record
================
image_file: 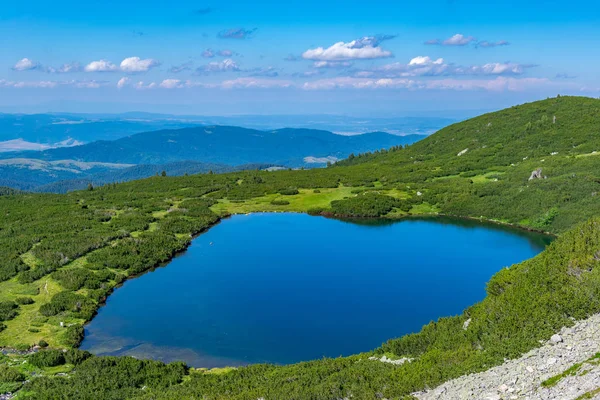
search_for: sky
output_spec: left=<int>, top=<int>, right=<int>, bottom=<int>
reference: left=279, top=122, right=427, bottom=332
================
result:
left=1, top=0, right=599, bottom=116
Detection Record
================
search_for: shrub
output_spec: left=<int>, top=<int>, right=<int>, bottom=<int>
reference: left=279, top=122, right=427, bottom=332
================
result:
left=38, top=340, right=49, bottom=348
left=0, top=301, right=18, bottom=321
left=270, top=199, right=290, bottom=206
left=279, top=188, right=299, bottom=195
left=0, top=364, right=25, bottom=383
left=65, top=349, right=92, bottom=365
left=29, top=350, right=66, bottom=368
left=63, top=324, right=85, bottom=347
left=15, top=297, right=34, bottom=305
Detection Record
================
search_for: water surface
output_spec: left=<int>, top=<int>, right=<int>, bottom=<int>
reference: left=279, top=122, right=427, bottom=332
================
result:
left=81, top=213, right=551, bottom=367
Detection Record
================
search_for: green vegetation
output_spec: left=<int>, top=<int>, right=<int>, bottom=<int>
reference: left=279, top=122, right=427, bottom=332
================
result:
left=1, top=96, right=600, bottom=399
left=542, top=353, right=600, bottom=387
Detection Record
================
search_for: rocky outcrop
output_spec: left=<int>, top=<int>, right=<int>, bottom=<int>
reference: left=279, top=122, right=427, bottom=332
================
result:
left=413, top=313, right=600, bottom=400
left=529, top=168, right=544, bottom=180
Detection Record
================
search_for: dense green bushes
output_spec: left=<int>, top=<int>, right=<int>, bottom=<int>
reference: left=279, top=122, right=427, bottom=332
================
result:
left=270, top=199, right=290, bottom=205
left=29, top=350, right=66, bottom=368
left=330, top=193, right=401, bottom=217
left=22, top=356, right=188, bottom=399
left=0, top=301, right=18, bottom=322
left=39, top=292, right=95, bottom=320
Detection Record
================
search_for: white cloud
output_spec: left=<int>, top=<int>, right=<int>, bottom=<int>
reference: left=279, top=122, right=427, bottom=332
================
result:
left=456, top=62, right=535, bottom=76
left=354, top=57, right=535, bottom=78
left=313, top=61, right=353, bottom=68
left=120, top=57, right=160, bottom=73
left=134, top=81, right=157, bottom=90
left=84, top=60, right=118, bottom=72
left=302, top=77, right=415, bottom=90
left=443, top=34, right=476, bottom=46
left=54, top=62, right=82, bottom=73
left=159, top=79, right=183, bottom=89
left=300, top=76, right=558, bottom=92
left=199, top=58, right=240, bottom=73
left=13, top=58, right=39, bottom=71
left=408, top=56, right=444, bottom=66
left=426, top=34, right=510, bottom=48
left=302, top=37, right=393, bottom=61
left=220, top=77, right=293, bottom=89
left=117, top=77, right=130, bottom=89
left=0, top=79, right=104, bottom=89
left=477, top=40, right=510, bottom=48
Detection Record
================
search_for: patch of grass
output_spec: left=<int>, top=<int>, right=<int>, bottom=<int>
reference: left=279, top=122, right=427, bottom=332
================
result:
left=542, top=353, right=600, bottom=387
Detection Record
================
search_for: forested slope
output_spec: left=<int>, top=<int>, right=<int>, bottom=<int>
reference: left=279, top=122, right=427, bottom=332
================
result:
left=1, top=96, right=600, bottom=399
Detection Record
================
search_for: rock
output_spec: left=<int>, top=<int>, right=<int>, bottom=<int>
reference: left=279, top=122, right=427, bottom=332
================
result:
left=463, top=318, right=472, bottom=331
left=529, top=168, right=543, bottom=180
left=551, top=334, right=563, bottom=343
left=457, top=148, right=469, bottom=157
left=413, top=313, right=600, bottom=400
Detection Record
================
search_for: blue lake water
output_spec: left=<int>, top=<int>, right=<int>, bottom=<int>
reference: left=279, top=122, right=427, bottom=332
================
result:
left=80, top=213, right=552, bottom=367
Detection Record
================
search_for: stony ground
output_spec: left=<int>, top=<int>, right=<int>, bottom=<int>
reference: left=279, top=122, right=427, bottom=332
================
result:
left=413, top=314, right=600, bottom=400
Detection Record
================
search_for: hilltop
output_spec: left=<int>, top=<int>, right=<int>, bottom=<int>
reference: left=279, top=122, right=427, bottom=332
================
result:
left=0, top=96, right=600, bottom=399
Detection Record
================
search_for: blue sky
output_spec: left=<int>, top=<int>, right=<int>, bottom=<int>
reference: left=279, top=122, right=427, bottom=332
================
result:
left=1, top=0, right=599, bottom=115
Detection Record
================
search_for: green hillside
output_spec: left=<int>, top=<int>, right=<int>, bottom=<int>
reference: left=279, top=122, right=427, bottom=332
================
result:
left=2, top=96, right=600, bottom=399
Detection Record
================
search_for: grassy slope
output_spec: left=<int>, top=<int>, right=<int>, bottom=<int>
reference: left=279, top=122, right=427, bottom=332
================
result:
left=1, top=96, right=600, bottom=398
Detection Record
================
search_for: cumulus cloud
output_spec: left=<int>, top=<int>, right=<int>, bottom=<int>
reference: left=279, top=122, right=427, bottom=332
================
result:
left=159, top=79, right=184, bottom=89
left=197, top=58, right=240, bottom=73
left=218, top=49, right=234, bottom=57
left=408, top=56, right=444, bottom=66
left=120, top=57, right=160, bottom=73
left=443, top=34, right=476, bottom=46
left=352, top=57, right=536, bottom=78
left=134, top=81, right=157, bottom=90
left=117, top=77, right=130, bottom=89
left=302, top=36, right=394, bottom=61
left=12, top=58, right=41, bottom=71
left=84, top=60, right=118, bottom=72
left=53, top=62, right=82, bottom=73
left=218, top=28, right=256, bottom=39
left=457, top=62, right=535, bottom=75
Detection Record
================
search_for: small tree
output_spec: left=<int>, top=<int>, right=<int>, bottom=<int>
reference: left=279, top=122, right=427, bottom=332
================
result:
left=161, top=170, right=167, bottom=177
left=87, top=183, right=94, bottom=191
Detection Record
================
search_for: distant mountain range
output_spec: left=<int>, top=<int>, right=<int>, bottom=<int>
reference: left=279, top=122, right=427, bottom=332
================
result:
left=0, top=112, right=453, bottom=150
left=0, top=126, right=424, bottom=166
left=0, top=123, right=430, bottom=193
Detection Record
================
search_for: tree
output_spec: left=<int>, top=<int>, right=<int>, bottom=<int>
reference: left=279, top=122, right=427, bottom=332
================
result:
left=161, top=171, right=167, bottom=177
left=87, top=183, right=94, bottom=191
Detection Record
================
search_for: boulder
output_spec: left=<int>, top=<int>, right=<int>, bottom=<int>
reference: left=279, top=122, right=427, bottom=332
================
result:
left=529, top=168, right=543, bottom=180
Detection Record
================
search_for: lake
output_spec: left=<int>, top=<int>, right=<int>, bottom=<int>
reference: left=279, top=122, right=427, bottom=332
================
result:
left=80, top=213, right=552, bottom=367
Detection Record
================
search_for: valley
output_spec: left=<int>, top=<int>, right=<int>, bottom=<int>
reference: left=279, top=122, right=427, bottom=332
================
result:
left=1, top=96, right=600, bottom=399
